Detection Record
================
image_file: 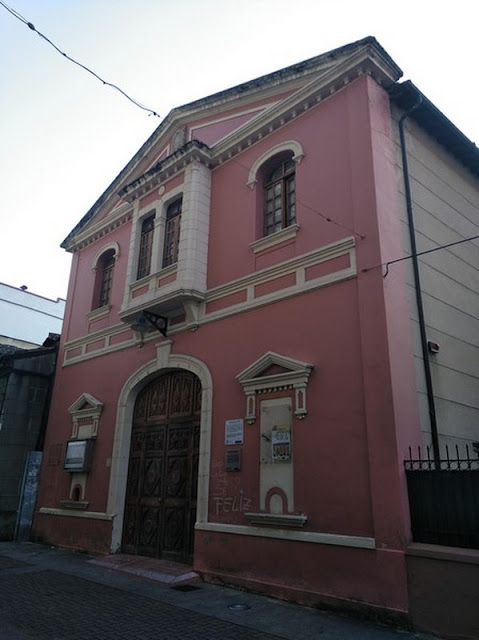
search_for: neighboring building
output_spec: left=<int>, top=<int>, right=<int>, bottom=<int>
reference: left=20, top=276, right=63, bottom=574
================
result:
left=0, top=284, right=64, bottom=540
left=0, top=336, right=60, bottom=540
left=32, top=38, right=479, bottom=633
left=388, top=84, right=479, bottom=456
left=0, top=283, right=65, bottom=349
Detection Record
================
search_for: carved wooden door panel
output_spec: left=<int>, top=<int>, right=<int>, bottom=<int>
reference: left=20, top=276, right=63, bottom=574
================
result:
left=122, top=371, right=201, bottom=562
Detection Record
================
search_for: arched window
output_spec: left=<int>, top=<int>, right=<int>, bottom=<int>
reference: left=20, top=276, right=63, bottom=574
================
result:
left=247, top=141, right=303, bottom=240
left=136, top=213, right=155, bottom=279
left=162, top=198, right=182, bottom=268
left=263, top=156, right=296, bottom=236
left=92, top=249, right=116, bottom=309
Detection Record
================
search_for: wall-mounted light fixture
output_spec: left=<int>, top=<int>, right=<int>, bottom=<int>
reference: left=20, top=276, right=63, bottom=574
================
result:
left=131, top=310, right=168, bottom=346
left=427, top=340, right=440, bottom=354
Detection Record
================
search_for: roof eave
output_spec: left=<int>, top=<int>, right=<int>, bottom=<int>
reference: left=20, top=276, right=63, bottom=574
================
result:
left=62, top=36, right=402, bottom=250
left=389, top=81, right=479, bottom=177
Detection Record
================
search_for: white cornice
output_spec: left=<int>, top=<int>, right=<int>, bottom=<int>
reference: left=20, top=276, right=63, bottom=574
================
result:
left=207, top=236, right=355, bottom=302
left=66, top=43, right=400, bottom=250
left=68, top=209, right=133, bottom=253
left=115, top=50, right=397, bottom=206
left=211, top=51, right=397, bottom=166
left=195, top=522, right=376, bottom=549
left=121, top=152, right=212, bottom=204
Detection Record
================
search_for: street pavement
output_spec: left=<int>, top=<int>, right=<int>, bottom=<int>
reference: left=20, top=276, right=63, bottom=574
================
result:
left=0, top=542, right=439, bottom=640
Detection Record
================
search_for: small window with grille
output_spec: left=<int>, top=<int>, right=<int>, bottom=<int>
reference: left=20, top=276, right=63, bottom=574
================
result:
left=162, top=198, right=182, bottom=268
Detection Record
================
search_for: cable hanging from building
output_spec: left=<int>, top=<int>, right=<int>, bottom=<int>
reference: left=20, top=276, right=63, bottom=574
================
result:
left=0, top=0, right=161, bottom=118
left=362, top=234, right=479, bottom=277
left=229, top=154, right=367, bottom=241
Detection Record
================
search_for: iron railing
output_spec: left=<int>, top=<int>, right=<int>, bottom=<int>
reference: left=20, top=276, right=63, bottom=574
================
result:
left=405, top=446, right=479, bottom=550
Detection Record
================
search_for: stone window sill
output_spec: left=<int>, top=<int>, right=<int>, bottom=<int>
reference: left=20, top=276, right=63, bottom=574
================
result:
left=249, top=225, right=299, bottom=254
left=59, top=500, right=89, bottom=511
left=244, top=512, right=307, bottom=528
left=87, top=306, right=111, bottom=321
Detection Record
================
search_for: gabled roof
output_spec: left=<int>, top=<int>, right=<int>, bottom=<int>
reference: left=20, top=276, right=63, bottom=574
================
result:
left=61, top=36, right=401, bottom=250
left=61, top=36, right=479, bottom=254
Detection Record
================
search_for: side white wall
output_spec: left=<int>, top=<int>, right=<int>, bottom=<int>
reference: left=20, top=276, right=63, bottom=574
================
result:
left=391, top=111, right=479, bottom=453
left=0, top=283, right=65, bottom=347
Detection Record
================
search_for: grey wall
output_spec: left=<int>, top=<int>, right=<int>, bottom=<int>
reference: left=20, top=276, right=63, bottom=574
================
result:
left=391, top=109, right=479, bottom=454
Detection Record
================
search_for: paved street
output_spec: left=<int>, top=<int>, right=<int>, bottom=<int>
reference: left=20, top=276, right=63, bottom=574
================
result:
left=0, top=543, right=439, bottom=640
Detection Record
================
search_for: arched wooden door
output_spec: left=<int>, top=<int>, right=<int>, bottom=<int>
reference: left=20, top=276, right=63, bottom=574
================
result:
left=122, top=370, right=201, bottom=563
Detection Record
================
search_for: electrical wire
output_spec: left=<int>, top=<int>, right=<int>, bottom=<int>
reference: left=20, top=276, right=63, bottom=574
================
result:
left=0, top=0, right=160, bottom=117
left=361, top=235, right=479, bottom=277
left=6, top=0, right=472, bottom=259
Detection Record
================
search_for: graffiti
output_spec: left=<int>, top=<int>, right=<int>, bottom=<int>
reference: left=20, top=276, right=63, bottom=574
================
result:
left=210, top=461, right=251, bottom=514
left=213, top=491, right=251, bottom=514
left=210, top=460, right=229, bottom=497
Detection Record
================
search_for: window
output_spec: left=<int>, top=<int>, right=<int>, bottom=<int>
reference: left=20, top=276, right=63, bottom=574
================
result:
left=162, top=198, right=182, bottom=268
left=137, top=214, right=155, bottom=279
left=263, top=158, right=296, bottom=236
left=98, top=250, right=115, bottom=307
left=93, top=249, right=115, bottom=309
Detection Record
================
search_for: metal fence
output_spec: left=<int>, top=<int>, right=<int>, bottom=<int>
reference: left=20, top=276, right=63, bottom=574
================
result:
left=404, top=446, right=479, bottom=550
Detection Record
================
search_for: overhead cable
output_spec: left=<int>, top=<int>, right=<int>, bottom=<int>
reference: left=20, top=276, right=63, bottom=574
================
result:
left=0, top=0, right=160, bottom=117
left=361, top=234, right=479, bottom=277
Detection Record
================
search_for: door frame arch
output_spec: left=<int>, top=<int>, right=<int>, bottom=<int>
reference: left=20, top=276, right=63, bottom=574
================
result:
left=108, top=341, right=213, bottom=553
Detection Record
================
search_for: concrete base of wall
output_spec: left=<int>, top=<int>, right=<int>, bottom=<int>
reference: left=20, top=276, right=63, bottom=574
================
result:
left=406, top=543, right=479, bottom=640
left=32, top=512, right=113, bottom=555
left=200, top=569, right=411, bottom=629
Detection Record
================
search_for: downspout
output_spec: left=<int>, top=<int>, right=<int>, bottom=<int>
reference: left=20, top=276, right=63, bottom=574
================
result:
left=398, top=96, right=440, bottom=463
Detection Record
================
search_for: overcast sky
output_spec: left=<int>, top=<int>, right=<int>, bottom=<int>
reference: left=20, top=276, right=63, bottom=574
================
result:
left=1, top=0, right=477, bottom=301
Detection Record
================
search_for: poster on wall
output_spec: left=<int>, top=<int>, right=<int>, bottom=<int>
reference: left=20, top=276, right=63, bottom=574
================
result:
left=225, top=419, right=244, bottom=445
left=271, top=427, right=291, bottom=462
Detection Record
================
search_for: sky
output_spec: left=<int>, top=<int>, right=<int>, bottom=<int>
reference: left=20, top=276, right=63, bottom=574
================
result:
left=1, top=0, right=477, bottom=301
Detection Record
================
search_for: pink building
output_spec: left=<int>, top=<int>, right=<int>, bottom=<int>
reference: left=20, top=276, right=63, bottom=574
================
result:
left=33, top=37, right=479, bottom=635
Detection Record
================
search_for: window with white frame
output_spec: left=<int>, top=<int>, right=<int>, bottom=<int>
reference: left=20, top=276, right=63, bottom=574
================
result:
left=162, top=197, right=182, bottom=268
left=92, top=247, right=117, bottom=310
left=136, top=213, right=155, bottom=280
left=263, top=156, right=296, bottom=236
left=246, top=141, right=304, bottom=240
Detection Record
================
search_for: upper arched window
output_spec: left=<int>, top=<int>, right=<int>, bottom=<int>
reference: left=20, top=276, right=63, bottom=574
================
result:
left=92, top=248, right=116, bottom=309
left=263, top=156, right=296, bottom=236
left=162, top=197, right=182, bottom=268
left=136, top=213, right=155, bottom=279
left=247, top=141, right=304, bottom=239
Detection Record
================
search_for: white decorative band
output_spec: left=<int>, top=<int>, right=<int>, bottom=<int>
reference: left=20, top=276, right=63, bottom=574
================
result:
left=38, top=507, right=114, bottom=521
left=195, top=522, right=376, bottom=549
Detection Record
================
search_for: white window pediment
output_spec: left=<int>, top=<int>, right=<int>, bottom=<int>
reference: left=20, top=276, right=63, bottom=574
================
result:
left=68, top=393, right=104, bottom=438
left=237, top=352, right=313, bottom=423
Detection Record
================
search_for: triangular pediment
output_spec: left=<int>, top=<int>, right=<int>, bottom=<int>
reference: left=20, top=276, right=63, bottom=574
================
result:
left=68, top=393, right=104, bottom=415
left=258, top=364, right=290, bottom=377
left=62, top=37, right=402, bottom=251
left=237, top=353, right=313, bottom=422
left=237, top=352, right=313, bottom=384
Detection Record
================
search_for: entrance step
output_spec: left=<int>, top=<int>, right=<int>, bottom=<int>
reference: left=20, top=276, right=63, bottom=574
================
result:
left=88, top=553, right=200, bottom=586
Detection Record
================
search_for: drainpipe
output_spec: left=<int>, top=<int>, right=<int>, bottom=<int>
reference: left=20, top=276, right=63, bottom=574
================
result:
left=398, top=96, right=440, bottom=463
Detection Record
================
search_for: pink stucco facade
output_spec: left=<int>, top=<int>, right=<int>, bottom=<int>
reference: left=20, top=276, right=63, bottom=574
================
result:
left=33, top=39, right=428, bottom=620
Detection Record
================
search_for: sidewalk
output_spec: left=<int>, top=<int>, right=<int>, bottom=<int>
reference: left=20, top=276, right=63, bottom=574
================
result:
left=0, top=542, right=439, bottom=640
